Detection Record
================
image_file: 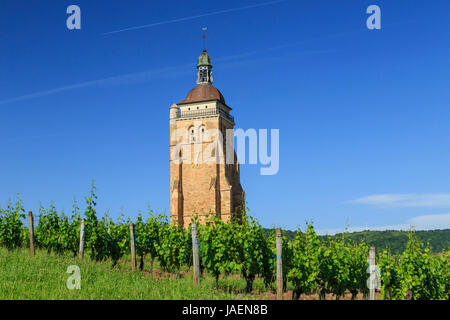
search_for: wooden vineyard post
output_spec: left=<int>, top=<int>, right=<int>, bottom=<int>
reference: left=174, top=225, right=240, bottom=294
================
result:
left=130, top=223, right=136, bottom=271
left=192, top=222, right=200, bottom=286
left=27, top=211, right=35, bottom=255
left=276, top=228, right=283, bottom=300
left=368, top=246, right=376, bottom=300
left=79, top=218, right=85, bottom=259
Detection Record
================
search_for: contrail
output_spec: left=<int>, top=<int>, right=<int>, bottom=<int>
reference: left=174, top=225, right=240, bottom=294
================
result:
left=0, top=46, right=331, bottom=106
left=102, top=0, right=288, bottom=35
left=0, top=63, right=191, bottom=106
left=0, top=83, right=92, bottom=105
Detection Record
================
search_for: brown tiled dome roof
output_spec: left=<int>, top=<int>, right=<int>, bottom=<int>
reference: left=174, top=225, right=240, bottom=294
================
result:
left=178, top=84, right=225, bottom=104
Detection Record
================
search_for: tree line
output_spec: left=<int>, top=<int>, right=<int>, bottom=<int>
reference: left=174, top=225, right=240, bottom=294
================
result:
left=266, top=229, right=450, bottom=254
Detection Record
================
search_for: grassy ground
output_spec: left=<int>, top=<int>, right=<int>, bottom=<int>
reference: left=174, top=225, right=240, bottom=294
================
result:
left=0, top=248, right=378, bottom=300
left=0, top=247, right=269, bottom=300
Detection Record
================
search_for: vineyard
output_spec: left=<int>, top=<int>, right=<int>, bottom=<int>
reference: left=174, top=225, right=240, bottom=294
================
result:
left=0, top=184, right=449, bottom=300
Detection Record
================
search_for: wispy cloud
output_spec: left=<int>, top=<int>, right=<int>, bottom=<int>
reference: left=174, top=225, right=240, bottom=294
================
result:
left=348, top=194, right=450, bottom=208
left=317, top=213, right=450, bottom=235
left=409, top=213, right=450, bottom=229
left=102, top=0, right=288, bottom=35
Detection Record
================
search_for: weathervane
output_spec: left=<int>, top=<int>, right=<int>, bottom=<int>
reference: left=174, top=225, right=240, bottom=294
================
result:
left=202, top=27, right=207, bottom=52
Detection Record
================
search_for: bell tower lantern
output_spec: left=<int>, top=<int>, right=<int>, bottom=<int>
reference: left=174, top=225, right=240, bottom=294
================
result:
left=196, top=49, right=213, bottom=84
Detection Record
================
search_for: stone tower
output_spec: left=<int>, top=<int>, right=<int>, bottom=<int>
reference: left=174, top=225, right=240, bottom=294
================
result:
left=169, top=49, right=245, bottom=227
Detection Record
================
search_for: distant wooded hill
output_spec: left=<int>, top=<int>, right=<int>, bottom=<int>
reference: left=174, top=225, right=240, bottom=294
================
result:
left=263, top=228, right=450, bottom=254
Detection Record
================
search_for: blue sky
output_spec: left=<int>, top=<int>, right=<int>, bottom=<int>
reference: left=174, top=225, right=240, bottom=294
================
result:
left=1, top=0, right=450, bottom=233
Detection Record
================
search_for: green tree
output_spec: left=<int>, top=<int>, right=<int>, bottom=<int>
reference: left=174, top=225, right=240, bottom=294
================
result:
left=0, top=195, right=26, bottom=249
left=157, top=222, right=191, bottom=272
left=197, top=214, right=239, bottom=288
left=135, top=209, right=166, bottom=273
left=288, top=222, right=321, bottom=300
left=84, top=182, right=108, bottom=261
left=35, top=203, right=61, bottom=253
left=233, top=213, right=273, bottom=293
left=103, top=212, right=129, bottom=267
left=346, top=241, right=369, bottom=299
left=379, top=231, right=450, bottom=300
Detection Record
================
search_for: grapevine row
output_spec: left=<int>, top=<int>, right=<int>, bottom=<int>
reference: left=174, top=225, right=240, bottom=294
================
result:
left=0, top=186, right=448, bottom=300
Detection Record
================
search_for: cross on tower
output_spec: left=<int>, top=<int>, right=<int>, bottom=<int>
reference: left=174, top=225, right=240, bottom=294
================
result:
left=202, top=27, right=207, bottom=52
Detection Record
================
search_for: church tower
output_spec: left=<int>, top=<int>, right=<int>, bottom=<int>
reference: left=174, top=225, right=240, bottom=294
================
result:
left=169, top=49, right=245, bottom=227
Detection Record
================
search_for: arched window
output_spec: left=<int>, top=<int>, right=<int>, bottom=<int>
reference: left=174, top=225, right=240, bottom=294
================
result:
left=189, top=127, right=195, bottom=143
left=199, top=125, right=206, bottom=142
